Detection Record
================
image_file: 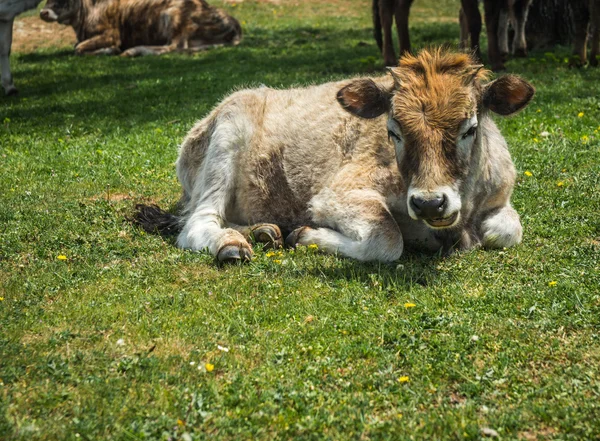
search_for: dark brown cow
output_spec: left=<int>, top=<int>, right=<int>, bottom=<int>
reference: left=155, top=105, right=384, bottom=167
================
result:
left=40, top=0, right=242, bottom=56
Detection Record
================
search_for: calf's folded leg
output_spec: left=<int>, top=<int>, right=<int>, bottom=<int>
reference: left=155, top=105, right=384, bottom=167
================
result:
left=287, top=189, right=404, bottom=262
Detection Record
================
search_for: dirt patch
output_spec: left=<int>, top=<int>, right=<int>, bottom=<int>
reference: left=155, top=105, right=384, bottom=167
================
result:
left=12, top=16, right=76, bottom=54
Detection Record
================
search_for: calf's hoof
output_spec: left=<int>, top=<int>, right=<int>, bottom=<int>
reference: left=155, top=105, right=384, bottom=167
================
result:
left=217, top=242, right=253, bottom=263
left=251, top=224, right=283, bottom=249
left=285, top=226, right=311, bottom=248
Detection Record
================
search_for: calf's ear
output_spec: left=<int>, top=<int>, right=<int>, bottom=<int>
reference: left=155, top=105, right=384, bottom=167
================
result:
left=482, top=75, right=535, bottom=116
left=337, top=79, right=391, bottom=119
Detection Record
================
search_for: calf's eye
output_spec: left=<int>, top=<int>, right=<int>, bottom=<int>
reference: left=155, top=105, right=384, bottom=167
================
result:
left=388, top=131, right=402, bottom=142
left=462, top=125, right=477, bottom=139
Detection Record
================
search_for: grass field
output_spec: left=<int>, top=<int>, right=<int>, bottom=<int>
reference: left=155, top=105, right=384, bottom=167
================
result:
left=1, top=0, right=600, bottom=439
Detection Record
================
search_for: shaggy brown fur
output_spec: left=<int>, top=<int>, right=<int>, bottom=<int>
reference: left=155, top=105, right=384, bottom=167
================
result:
left=40, top=0, right=241, bottom=56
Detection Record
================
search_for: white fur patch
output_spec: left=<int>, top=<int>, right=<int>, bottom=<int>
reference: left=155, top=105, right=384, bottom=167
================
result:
left=482, top=207, right=523, bottom=248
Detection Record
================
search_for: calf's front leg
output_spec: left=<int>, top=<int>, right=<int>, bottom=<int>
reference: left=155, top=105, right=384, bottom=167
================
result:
left=286, top=189, right=404, bottom=262
left=480, top=204, right=523, bottom=249
left=74, top=32, right=121, bottom=55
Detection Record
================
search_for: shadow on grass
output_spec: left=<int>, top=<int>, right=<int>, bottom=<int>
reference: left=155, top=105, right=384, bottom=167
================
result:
left=6, top=23, right=465, bottom=133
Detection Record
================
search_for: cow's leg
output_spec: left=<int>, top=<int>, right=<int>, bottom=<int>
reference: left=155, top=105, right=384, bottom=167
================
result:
left=395, top=0, right=414, bottom=55
left=511, top=0, right=532, bottom=57
left=498, top=7, right=510, bottom=60
left=459, top=8, right=469, bottom=50
left=0, top=19, right=17, bottom=96
left=484, top=0, right=505, bottom=71
left=460, top=0, right=482, bottom=61
left=121, top=44, right=177, bottom=57
left=480, top=205, right=522, bottom=249
left=286, top=190, right=404, bottom=262
left=379, top=0, right=397, bottom=66
left=74, top=32, right=121, bottom=55
left=590, top=0, right=600, bottom=66
left=176, top=120, right=253, bottom=262
left=229, top=223, right=283, bottom=249
left=571, top=3, right=590, bottom=66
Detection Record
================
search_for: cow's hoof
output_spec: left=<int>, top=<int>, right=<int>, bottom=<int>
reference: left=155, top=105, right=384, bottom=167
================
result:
left=514, top=48, right=527, bottom=58
left=285, top=226, right=311, bottom=248
left=251, top=224, right=283, bottom=249
left=217, top=243, right=252, bottom=263
left=4, top=86, right=18, bottom=96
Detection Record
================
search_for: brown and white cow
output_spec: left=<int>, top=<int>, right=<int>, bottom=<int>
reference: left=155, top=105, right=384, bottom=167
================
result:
left=40, top=0, right=241, bottom=56
left=135, top=48, right=534, bottom=263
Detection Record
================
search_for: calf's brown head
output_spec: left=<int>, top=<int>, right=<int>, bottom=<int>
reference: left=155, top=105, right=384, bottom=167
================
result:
left=337, top=48, right=534, bottom=229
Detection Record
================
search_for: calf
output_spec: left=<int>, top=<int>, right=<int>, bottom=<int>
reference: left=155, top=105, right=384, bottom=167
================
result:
left=0, top=0, right=43, bottom=95
left=40, top=0, right=242, bottom=56
left=135, top=48, right=534, bottom=263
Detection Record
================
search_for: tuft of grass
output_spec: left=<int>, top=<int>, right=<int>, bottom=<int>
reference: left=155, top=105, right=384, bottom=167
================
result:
left=1, top=0, right=600, bottom=439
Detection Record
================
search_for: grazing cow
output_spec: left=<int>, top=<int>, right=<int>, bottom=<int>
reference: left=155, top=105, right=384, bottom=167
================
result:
left=135, top=48, right=534, bottom=263
left=40, top=0, right=242, bottom=56
left=0, top=0, right=43, bottom=95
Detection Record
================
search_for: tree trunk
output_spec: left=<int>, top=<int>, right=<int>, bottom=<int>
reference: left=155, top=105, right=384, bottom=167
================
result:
left=525, top=0, right=590, bottom=50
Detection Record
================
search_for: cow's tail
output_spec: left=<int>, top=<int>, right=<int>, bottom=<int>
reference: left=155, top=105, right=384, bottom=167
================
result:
left=373, top=0, right=383, bottom=51
left=132, top=204, right=182, bottom=236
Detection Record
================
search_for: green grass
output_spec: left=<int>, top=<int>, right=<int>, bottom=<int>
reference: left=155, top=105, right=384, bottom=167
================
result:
left=1, top=0, right=600, bottom=439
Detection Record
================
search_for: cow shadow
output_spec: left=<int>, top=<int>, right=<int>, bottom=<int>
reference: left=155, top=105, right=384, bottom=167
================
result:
left=5, top=22, right=462, bottom=132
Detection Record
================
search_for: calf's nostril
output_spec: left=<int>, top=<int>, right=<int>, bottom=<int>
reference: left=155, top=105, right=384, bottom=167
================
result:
left=410, top=195, right=447, bottom=218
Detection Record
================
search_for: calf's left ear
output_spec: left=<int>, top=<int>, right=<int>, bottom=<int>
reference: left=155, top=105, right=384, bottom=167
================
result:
left=482, top=75, right=535, bottom=116
left=337, top=79, right=392, bottom=119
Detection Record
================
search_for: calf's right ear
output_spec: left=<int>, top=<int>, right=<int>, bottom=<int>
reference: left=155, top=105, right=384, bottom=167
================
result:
left=337, top=79, right=392, bottom=119
left=482, top=75, right=535, bottom=116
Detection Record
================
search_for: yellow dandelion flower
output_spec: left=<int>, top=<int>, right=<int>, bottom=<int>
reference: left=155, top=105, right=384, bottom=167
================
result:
left=177, top=419, right=185, bottom=427
left=57, top=255, right=67, bottom=260
left=205, top=363, right=214, bottom=372
left=265, top=251, right=275, bottom=258
left=308, top=244, right=318, bottom=250
left=578, top=112, right=584, bottom=118
left=581, top=135, right=589, bottom=143
left=398, top=376, right=409, bottom=383
left=557, top=181, right=564, bottom=187
left=0, top=297, right=4, bottom=301
left=273, top=259, right=282, bottom=264
left=404, top=302, right=416, bottom=308
left=536, top=109, right=541, bottom=113
left=548, top=281, right=557, bottom=287
left=533, top=138, right=539, bottom=143
left=524, top=171, right=533, bottom=177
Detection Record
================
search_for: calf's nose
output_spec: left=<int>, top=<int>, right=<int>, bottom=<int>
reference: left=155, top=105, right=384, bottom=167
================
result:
left=410, top=195, right=446, bottom=218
